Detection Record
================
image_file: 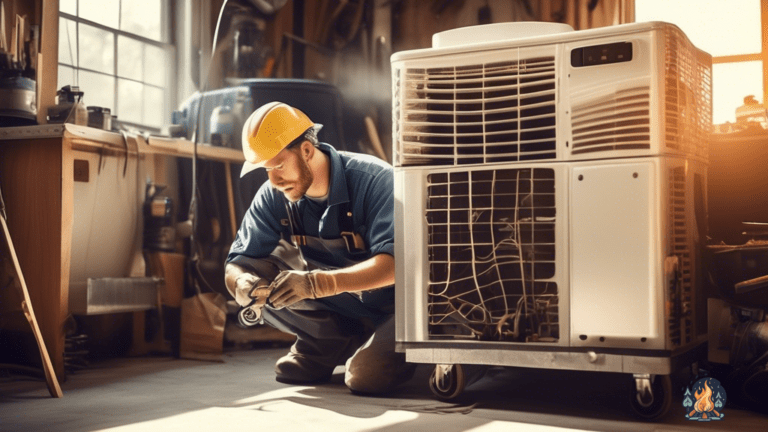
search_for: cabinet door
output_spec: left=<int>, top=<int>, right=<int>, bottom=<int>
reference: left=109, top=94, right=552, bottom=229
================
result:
left=570, top=161, right=660, bottom=344
left=69, top=148, right=142, bottom=313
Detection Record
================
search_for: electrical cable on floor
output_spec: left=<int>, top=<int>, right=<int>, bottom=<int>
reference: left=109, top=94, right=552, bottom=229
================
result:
left=398, top=402, right=478, bottom=415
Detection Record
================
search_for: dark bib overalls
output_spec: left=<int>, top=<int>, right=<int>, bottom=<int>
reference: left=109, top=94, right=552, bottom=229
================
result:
left=260, top=196, right=395, bottom=367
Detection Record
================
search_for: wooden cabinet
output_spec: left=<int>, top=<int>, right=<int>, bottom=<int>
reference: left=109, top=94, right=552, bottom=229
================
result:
left=0, top=124, right=243, bottom=379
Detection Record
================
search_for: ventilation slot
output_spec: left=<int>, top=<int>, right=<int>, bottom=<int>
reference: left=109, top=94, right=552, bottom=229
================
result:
left=664, top=26, right=711, bottom=162
left=398, top=57, right=557, bottom=167
left=668, top=166, right=693, bottom=348
left=425, top=168, right=558, bottom=342
left=570, top=87, right=651, bottom=155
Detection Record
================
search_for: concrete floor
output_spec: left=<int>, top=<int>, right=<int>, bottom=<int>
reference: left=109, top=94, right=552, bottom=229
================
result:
left=1, top=347, right=766, bottom=432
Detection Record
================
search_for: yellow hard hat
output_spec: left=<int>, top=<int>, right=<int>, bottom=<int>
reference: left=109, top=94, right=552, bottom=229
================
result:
left=240, top=102, right=322, bottom=177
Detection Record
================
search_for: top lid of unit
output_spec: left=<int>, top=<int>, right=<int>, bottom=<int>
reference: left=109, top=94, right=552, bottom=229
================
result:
left=432, top=22, right=575, bottom=48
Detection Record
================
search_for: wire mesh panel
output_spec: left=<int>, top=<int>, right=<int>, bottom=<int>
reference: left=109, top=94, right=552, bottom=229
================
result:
left=425, top=167, right=559, bottom=342
left=666, top=164, right=707, bottom=349
left=664, top=25, right=712, bottom=163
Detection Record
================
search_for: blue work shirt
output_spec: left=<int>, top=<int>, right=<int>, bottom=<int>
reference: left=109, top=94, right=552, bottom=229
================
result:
left=227, top=143, right=394, bottom=267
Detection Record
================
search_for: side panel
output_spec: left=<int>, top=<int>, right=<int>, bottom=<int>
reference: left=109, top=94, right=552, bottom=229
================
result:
left=395, top=168, right=429, bottom=343
left=570, top=159, right=663, bottom=349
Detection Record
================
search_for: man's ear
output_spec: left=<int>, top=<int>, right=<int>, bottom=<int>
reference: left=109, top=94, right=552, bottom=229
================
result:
left=301, top=141, right=314, bottom=161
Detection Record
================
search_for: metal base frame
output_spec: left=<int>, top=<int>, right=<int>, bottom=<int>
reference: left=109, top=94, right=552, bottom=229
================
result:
left=400, top=340, right=706, bottom=375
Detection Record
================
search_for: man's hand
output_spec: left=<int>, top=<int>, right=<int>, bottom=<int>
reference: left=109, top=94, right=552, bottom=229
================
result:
left=233, top=273, right=271, bottom=307
left=268, top=270, right=337, bottom=309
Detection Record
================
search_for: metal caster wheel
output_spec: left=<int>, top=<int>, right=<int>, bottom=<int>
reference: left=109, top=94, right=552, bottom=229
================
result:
left=629, top=374, right=672, bottom=420
left=429, top=364, right=466, bottom=401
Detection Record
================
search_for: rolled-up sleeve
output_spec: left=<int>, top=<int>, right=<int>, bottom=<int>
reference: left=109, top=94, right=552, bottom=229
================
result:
left=227, top=182, right=284, bottom=265
left=362, top=168, right=395, bottom=257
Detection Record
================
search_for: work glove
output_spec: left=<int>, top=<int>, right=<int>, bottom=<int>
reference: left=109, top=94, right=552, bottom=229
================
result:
left=234, top=273, right=273, bottom=326
left=234, top=273, right=272, bottom=307
left=268, top=270, right=337, bottom=309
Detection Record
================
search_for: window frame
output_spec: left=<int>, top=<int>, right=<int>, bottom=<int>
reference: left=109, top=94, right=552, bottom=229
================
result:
left=58, top=0, right=174, bottom=132
left=710, top=2, right=768, bottom=109
left=634, top=1, right=768, bottom=125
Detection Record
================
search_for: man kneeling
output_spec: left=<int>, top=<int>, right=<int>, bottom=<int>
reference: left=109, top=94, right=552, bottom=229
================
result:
left=225, top=102, right=415, bottom=394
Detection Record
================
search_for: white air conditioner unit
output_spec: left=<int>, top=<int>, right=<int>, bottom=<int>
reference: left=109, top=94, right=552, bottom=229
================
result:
left=392, top=21, right=711, bottom=419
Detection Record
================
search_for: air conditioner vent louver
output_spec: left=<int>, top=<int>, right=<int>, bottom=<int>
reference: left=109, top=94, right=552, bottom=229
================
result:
left=570, top=86, right=651, bottom=155
left=398, top=57, right=557, bottom=167
left=425, top=167, right=559, bottom=341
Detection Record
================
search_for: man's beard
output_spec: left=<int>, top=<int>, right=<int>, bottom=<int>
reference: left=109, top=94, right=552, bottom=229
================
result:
left=283, top=157, right=313, bottom=202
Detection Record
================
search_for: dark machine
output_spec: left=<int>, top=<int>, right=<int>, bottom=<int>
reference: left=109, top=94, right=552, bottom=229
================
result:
left=704, top=132, right=768, bottom=413
left=0, top=25, right=38, bottom=126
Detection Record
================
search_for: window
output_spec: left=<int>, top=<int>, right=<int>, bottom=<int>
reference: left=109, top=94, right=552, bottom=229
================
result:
left=636, top=0, right=766, bottom=126
left=58, top=0, right=172, bottom=130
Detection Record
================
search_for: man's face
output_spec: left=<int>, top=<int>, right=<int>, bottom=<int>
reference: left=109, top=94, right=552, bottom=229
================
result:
left=263, top=144, right=313, bottom=202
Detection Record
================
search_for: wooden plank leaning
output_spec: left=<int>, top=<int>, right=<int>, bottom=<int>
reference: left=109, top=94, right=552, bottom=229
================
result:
left=0, top=193, right=63, bottom=398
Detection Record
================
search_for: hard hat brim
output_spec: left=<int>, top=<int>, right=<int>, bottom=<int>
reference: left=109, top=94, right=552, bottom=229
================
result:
left=240, top=160, right=261, bottom=177
left=239, top=123, right=323, bottom=178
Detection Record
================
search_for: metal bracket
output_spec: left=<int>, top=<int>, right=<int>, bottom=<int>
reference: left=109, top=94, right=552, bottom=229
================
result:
left=634, top=373, right=654, bottom=407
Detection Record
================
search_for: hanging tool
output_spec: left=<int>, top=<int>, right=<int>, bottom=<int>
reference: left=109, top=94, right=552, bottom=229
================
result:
left=0, top=1, right=7, bottom=54
left=0, top=9, right=37, bottom=126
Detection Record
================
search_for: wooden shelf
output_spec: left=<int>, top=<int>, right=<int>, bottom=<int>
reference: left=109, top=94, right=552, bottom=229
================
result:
left=145, top=136, right=245, bottom=163
left=0, top=124, right=246, bottom=164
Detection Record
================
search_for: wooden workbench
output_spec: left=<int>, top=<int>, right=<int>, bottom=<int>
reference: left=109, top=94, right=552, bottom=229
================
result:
left=0, top=124, right=243, bottom=379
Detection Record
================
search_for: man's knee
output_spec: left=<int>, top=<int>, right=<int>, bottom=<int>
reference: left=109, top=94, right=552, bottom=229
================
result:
left=344, top=355, right=389, bottom=394
left=344, top=349, right=415, bottom=394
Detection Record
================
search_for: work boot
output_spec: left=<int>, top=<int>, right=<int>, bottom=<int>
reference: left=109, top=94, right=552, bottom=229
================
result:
left=274, top=328, right=365, bottom=384
left=262, top=304, right=373, bottom=384
left=274, top=351, right=336, bottom=384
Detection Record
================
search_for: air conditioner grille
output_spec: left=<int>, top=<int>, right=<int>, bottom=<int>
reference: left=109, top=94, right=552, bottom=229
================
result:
left=425, top=167, right=559, bottom=341
left=664, top=26, right=711, bottom=162
left=397, top=57, right=557, bottom=167
left=570, top=86, right=651, bottom=155
left=668, top=166, right=693, bottom=348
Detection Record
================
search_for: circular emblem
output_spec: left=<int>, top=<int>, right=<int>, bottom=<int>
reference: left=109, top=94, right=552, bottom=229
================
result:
left=684, top=377, right=726, bottom=421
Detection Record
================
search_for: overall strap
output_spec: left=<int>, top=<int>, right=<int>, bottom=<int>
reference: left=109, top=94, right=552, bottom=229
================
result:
left=283, top=197, right=365, bottom=254
left=284, top=200, right=305, bottom=236
left=336, top=200, right=365, bottom=253
left=334, top=154, right=365, bottom=252
left=282, top=199, right=309, bottom=271
left=283, top=152, right=365, bottom=254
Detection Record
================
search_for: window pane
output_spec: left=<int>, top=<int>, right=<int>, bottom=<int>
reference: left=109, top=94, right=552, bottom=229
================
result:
left=118, top=37, right=143, bottom=81
left=713, top=61, right=763, bottom=125
left=121, top=0, right=162, bottom=41
left=58, top=18, right=77, bottom=66
left=58, top=65, right=76, bottom=90
left=144, top=44, right=168, bottom=87
left=79, top=24, right=114, bottom=74
left=143, top=86, right=165, bottom=127
left=79, top=70, right=115, bottom=112
left=636, top=0, right=761, bottom=57
left=60, top=0, right=76, bottom=15
left=118, top=79, right=143, bottom=124
left=78, top=0, right=119, bottom=29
